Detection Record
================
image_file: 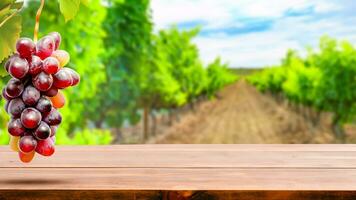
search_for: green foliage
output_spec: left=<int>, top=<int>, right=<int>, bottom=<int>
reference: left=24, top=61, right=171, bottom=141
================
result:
left=0, top=1, right=22, bottom=63
left=0, top=0, right=84, bottom=64
left=248, top=36, right=356, bottom=126
left=92, top=0, right=153, bottom=128
left=206, top=57, right=237, bottom=98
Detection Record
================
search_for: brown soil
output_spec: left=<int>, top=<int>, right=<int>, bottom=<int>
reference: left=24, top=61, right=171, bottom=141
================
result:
left=149, top=80, right=341, bottom=144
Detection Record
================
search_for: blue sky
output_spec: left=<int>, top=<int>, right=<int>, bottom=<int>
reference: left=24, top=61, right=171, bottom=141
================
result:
left=151, top=0, right=356, bottom=68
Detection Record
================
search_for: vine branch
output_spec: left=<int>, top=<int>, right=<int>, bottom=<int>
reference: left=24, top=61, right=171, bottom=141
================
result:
left=34, top=0, right=45, bottom=42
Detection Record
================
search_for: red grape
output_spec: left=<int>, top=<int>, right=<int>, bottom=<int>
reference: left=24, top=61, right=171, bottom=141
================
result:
left=43, top=57, right=60, bottom=74
left=2, top=88, right=12, bottom=101
left=5, top=78, right=24, bottom=98
left=8, top=118, right=26, bottom=137
left=43, top=86, right=58, bottom=97
left=9, top=56, right=29, bottom=79
left=36, top=97, right=52, bottom=114
left=23, top=131, right=34, bottom=136
left=50, top=126, right=58, bottom=137
left=21, top=108, right=42, bottom=129
left=32, top=72, right=53, bottom=91
left=28, top=55, right=43, bottom=75
left=4, top=54, right=18, bottom=72
left=53, top=68, right=72, bottom=89
left=16, top=38, right=36, bottom=59
left=35, top=138, right=55, bottom=156
left=18, top=150, right=35, bottom=163
left=4, top=101, right=9, bottom=113
left=50, top=135, right=56, bottom=144
left=43, top=108, right=62, bottom=126
left=8, top=98, right=26, bottom=118
left=48, top=32, right=61, bottom=50
left=67, top=68, right=80, bottom=86
left=34, top=121, right=51, bottom=140
left=22, top=85, right=41, bottom=106
left=4, top=59, right=11, bottom=72
left=19, top=135, right=37, bottom=153
left=36, top=36, right=55, bottom=59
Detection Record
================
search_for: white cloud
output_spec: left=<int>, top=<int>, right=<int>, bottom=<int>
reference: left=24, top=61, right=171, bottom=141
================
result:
left=151, top=0, right=355, bottom=67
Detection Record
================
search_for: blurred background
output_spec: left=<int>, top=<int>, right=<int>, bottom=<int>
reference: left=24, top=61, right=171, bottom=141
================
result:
left=0, top=0, right=355, bottom=144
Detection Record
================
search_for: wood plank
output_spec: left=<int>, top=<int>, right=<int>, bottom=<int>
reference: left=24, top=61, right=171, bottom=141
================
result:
left=1, top=168, right=356, bottom=191
left=2, top=145, right=356, bottom=168
left=2, top=144, right=356, bottom=199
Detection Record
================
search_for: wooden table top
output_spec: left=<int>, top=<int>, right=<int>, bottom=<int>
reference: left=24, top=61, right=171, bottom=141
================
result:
left=1, top=144, right=356, bottom=191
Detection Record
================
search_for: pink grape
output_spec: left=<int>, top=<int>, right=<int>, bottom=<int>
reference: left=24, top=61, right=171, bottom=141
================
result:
left=51, top=50, right=69, bottom=67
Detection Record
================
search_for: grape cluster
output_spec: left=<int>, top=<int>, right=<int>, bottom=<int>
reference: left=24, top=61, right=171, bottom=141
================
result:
left=2, top=32, right=79, bottom=163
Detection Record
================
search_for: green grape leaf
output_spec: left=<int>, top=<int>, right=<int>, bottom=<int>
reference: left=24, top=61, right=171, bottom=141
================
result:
left=0, top=14, right=21, bottom=64
left=0, top=62, right=7, bottom=77
left=59, top=0, right=81, bottom=22
left=0, top=0, right=15, bottom=11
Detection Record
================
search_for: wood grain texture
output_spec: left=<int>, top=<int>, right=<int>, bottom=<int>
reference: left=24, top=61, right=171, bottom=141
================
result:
left=2, top=145, right=356, bottom=168
left=1, top=145, right=356, bottom=199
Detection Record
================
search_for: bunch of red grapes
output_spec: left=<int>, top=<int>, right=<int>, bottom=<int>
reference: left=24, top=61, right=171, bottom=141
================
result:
left=2, top=32, right=79, bottom=163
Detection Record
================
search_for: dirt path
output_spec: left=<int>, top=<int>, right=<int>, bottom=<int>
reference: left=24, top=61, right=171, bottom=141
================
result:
left=151, top=80, right=336, bottom=144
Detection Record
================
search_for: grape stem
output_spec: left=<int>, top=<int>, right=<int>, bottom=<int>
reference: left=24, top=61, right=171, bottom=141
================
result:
left=33, top=0, right=45, bottom=43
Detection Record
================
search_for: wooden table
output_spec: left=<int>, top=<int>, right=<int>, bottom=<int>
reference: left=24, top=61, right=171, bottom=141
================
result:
left=1, top=144, right=356, bottom=200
